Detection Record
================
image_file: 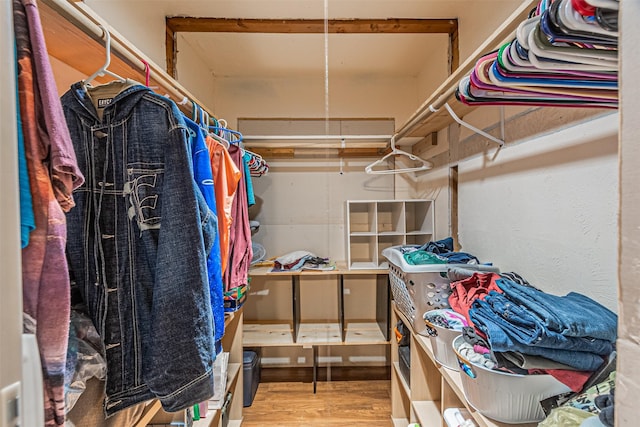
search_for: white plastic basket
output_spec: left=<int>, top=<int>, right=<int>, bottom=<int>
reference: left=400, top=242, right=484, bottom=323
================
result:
left=423, top=315, right=463, bottom=371
left=383, top=245, right=499, bottom=336
left=452, top=336, right=572, bottom=424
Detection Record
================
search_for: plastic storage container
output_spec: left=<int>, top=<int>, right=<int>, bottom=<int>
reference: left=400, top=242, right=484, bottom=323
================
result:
left=398, top=345, right=411, bottom=386
left=243, top=350, right=261, bottom=407
left=452, top=336, right=572, bottom=424
left=443, top=408, right=476, bottom=427
left=382, top=245, right=499, bottom=335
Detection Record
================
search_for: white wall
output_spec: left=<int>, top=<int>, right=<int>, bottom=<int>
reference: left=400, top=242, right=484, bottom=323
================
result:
left=251, top=159, right=396, bottom=261
left=617, top=2, right=640, bottom=424
left=0, top=0, right=23, bottom=411
left=453, top=114, right=618, bottom=311
left=213, top=75, right=417, bottom=127
left=85, top=0, right=168, bottom=69
left=175, top=33, right=217, bottom=112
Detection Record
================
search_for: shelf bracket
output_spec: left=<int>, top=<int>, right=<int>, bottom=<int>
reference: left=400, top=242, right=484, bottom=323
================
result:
left=431, top=102, right=505, bottom=147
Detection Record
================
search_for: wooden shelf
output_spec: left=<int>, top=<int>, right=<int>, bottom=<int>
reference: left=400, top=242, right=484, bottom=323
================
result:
left=344, top=321, right=388, bottom=345
left=245, top=267, right=390, bottom=349
left=244, top=321, right=388, bottom=346
left=392, top=362, right=410, bottom=398
left=391, top=301, right=541, bottom=427
left=39, top=0, right=217, bottom=119
left=392, top=418, right=410, bottom=427
left=248, top=264, right=388, bottom=276
left=412, top=400, right=441, bottom=426
left=395, top=0, right=539, bottom=142
left=226, top=363, right=241, bottom=391
left=297, top=322, right=343, bottom=344
left=244, top=322, right=294, bottom=346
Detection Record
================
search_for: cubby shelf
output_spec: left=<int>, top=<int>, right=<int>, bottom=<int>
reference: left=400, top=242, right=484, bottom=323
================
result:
left=346, top=200, right=435, bottom=269
left=245, top=266, right=391, bottom=392
left=246, top=266, right=390, bottom=346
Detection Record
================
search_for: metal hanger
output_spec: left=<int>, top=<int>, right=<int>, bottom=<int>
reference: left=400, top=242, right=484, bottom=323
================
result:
left=83, top=24, right=126, bottom=87
left=365, top=136, right=433, bottom=175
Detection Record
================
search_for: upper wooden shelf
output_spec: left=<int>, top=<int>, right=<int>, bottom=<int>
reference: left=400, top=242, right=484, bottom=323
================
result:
left=249, top=263, right=389, bottom=276
left=39, top=0, right=216, bottom=119
left=395, top=0, right=538, bottom=143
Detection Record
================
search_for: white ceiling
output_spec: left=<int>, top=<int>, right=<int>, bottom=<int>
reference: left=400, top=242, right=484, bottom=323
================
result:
left=161, top=0, right=521, bottom=80
left=182, top=32, right=449, bottom=78
left=86, top=0, right=522, bottom=81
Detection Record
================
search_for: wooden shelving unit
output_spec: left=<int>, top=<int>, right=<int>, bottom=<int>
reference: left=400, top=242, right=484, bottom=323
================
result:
left=245, top=265, right=390, bottom=347
left=391, top=303, right=538, bottom=427
left=245, top=265, right=391, bottom=391
left=346, top=200, right=435, bottom=269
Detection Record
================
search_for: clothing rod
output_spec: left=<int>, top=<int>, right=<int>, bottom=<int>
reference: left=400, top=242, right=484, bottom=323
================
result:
left=394, top=86, right=457, bottom=141
left=40, top=0, right=216, bottom=119
left=243, top=135, right=393, bottom=141
left=393, top=0, right=537, bottom=142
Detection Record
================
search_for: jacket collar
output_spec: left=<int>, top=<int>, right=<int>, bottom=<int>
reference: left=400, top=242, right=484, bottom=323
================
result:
left=63, top=81, right=151, bottom=123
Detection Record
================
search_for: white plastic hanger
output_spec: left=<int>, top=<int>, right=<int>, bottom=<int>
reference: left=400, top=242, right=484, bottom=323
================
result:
left=584, top=0, right=619, bottom=10
left=83, top=24, right=126, bottom=87
left=365, top=136, right=433, bottom=175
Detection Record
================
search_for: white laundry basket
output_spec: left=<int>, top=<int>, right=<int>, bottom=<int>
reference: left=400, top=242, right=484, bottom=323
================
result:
left=423, top=309, right=466, bottom=371
left=382, top=245, right=499, bottom=335
left=452, top=336, right=572, bottom=424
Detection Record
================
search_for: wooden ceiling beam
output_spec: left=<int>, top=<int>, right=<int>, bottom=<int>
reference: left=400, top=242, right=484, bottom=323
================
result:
left=166, top=18, right=457, bottom=34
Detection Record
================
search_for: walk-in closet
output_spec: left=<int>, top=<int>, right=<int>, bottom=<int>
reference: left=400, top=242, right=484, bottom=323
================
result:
left=1, top=0, right=637, bottom=426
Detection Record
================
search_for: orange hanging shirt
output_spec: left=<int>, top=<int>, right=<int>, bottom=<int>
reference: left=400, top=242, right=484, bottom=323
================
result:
left=206, top=135, right=241, bottom=274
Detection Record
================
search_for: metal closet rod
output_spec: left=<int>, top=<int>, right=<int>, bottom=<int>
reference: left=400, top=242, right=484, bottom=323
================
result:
left=41, top=0, right=214, bottom=118
left=394, top=85, right=457, bottom=141
left=242, top=134, right=393, bottom=141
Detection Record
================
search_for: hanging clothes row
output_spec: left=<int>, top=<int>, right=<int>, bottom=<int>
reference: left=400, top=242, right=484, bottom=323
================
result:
left=209, top=121, right=270, bottom=177
left=456, top=0, right=618, bottom=108
left=13, top=0, right=84, bottom=425
left=15, top=2, right=260, bottom=421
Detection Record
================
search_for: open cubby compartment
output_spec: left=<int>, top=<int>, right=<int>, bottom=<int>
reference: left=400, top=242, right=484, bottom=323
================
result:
left=342, top=274, right=390, bottom=343
left=243, top=276, right=295, bottom=346
left=349, top=235, right=378, bottom=269
left=405, top=233, right=433, bottom=246
left=377, top=201, right=405, bottom=234
left=348, top=201, right=377, bottom=234
left=405, top=200, right=434, bottom=235
left=377, top=235, right=405, bottom=269
left=297, top=275, right=342, bottom=345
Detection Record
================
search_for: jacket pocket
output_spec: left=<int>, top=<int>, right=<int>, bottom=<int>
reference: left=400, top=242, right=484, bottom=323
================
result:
left=124, top=164, right=164, bottom=232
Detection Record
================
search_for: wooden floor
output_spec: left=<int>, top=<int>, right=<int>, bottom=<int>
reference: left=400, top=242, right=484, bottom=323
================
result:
left=242, top=380, right=393, bottom=427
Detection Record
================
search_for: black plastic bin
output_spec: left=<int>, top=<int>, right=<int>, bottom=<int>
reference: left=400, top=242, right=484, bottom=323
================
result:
left=398, top=345, right=411, bottom=386
left=243, top=350, right=261, bottom=407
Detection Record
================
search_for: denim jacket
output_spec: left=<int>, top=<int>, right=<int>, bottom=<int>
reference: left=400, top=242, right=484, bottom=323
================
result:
left=61, top=82, right=216, bottom=415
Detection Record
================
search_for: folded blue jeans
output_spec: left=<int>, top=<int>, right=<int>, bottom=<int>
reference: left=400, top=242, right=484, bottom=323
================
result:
left=470, top=301, right=606, bottom=371
left=496, top=279, right=617, bottom=341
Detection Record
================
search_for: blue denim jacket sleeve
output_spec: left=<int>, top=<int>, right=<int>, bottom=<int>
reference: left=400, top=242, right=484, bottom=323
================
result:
left=145, top=105, right=215, bottom=408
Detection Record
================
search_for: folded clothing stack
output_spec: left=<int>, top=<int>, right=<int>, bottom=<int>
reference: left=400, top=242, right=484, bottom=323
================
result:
left=449, top=272, right=617, bottom=391
left=271, top=250, right=335, bottom=272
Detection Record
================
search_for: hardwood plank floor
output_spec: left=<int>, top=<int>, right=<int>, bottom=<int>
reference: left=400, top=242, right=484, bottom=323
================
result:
left=242, top=380, right=393, bottom=427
